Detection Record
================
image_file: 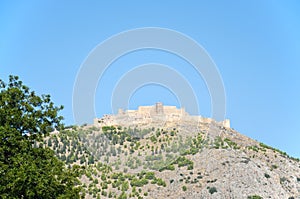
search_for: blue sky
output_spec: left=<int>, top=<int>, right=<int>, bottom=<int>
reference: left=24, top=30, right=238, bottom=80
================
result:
left=1, top=1, right=300, bottom=157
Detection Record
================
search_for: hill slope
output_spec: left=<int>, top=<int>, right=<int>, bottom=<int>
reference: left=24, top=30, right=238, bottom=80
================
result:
left=46, top=117, right=300, bottom=199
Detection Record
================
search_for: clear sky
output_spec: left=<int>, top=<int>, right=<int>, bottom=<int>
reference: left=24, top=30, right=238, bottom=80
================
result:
left=1, top=1, right=300, bottom=157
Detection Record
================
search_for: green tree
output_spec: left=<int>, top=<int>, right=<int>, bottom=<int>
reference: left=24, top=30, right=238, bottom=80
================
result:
left=47, top=138, right=52, bottom=147
left=88, top=155, right=95, bottom=165
left=0, top=75, right=80, bottom=198
left=121, top=181, right=129, bottom=191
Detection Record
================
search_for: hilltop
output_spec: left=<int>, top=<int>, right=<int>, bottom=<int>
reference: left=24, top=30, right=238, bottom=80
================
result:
left=45, top=103, right=300, bottom=199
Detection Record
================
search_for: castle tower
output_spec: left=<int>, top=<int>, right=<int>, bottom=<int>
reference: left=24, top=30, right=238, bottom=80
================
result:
left=222, top=119, right=230, bottom=128
left=155, top=102, right=164, bottom=114
left=118, top=108, right=125, bottom=115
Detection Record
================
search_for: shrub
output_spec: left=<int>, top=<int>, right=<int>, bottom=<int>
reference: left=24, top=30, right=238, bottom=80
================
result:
left=102, top=191, right=107, bottom=196
left=121, top=181, right=129, bottom=191
left=196, top=174, right=203, bottom=179
left=159, top=164, right=175, bottom=172
left=182, top=186, right=187, bottom=191
left=271, top=164, right=278, bottom=169
left=208, top=186, right=217, bottom=194
left=130, top=178, right=148, bottom=187
left=150, top=135, right=157, bottom=142
left=145, top=172, right=155, bottom=180
left=247, top=195, right=263, bottom=199
left=280, top=177, right=287, bottom=184
left=151, top=177, right=166, bottom=187
left=118, top=192, right=127, bottom=199
left=264, top=173, right=270, bottom=178
left=175, top=157, right=194, bottom=168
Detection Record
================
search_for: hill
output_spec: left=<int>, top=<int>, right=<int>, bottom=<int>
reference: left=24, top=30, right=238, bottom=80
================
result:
left=45, top=105, right=300, bottom=199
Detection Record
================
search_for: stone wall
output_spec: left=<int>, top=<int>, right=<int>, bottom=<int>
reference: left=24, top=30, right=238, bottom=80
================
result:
left=94, top=102, right=230, bottom=128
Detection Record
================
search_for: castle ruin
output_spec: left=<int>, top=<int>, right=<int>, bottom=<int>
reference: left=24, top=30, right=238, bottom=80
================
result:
left=94, top=102, right=230, bottom=128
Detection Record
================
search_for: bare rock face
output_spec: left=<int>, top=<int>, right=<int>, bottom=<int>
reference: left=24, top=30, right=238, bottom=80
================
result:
left=51, top=104, right=300, bottom=199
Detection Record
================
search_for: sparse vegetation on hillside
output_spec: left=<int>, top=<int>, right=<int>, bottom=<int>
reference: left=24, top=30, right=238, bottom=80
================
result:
left=41, top=122, right=300, bottom=198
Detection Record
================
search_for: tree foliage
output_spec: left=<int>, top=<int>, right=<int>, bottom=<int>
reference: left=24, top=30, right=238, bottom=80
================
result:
left=0, top=75, right=80, bottom=198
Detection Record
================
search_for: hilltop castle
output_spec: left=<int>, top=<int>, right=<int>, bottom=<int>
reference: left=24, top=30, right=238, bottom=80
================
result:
left=120, top=102, right=187, bottom=117
left=94, top=102, right=230, bottom=128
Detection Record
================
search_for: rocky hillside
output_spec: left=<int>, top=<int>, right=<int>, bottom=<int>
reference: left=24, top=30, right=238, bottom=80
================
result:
left=44, top=117, right=300, bottom=199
